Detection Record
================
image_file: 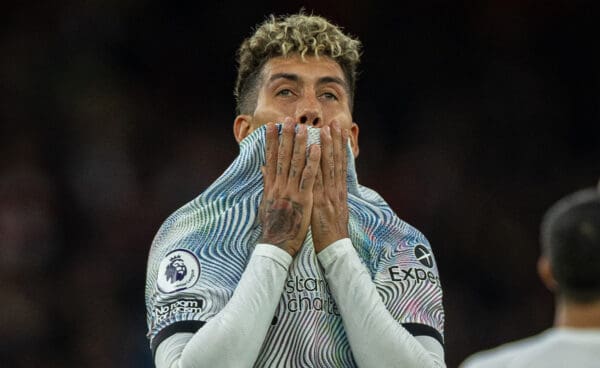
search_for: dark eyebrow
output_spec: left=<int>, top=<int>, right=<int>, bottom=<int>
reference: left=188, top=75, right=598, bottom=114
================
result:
left=268, top=73, right=299, bottom=83
left=268, top=73, right=349, bottom=94
left=317, top=76, right=348, bottom=92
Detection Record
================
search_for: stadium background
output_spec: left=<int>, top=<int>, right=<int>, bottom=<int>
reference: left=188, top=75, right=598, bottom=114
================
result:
left=1, top=1, right=599, bottom=367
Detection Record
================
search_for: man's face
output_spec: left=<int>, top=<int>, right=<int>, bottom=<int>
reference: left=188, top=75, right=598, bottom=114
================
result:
left=234, top=54, right=359, bottom=157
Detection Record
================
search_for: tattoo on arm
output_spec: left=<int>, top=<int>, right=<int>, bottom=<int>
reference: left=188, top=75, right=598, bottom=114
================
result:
left=260, top=198, right=303, bottom=245
left=317, top=212, right=330, bottom=233
left=300, top=178, right=307, bottom=190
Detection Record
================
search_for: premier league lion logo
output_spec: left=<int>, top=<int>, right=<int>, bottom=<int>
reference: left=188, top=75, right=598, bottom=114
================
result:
left=165, top=255, right=187, bottom=283
left=157, top=249, right=200, bottom=293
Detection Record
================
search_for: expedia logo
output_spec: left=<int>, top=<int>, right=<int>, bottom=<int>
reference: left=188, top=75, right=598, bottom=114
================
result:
left=414, top=244, right=434, bottom=268
left=388, top=266, right=441, bottom=287
left=157, top=249, right=200, bottom=294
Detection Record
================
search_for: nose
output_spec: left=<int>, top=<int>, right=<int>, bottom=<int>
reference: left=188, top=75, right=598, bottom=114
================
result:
left=296, top=95, right=322, bottom=127
left=299, top=112, right=320, bottom=127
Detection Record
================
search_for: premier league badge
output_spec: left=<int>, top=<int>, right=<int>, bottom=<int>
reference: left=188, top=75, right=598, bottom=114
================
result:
left=157, top=249, right=200, bottom=294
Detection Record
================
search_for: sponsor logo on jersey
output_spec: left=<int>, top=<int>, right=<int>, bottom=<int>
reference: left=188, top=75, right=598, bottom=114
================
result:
left=282, top=276, right=340, bottom=316
left=414, top=244, right=434, bottom=268
left=157, top=249, right=200, bottom=293
left=153, top=298, right=205, bottom=323
left=388, top=266, right=441, bottom=287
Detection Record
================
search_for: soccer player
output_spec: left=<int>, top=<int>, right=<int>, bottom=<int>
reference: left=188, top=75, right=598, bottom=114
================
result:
left=461, top=186, right=600, bottom=368
left=145, top=13, right=445, bottom=367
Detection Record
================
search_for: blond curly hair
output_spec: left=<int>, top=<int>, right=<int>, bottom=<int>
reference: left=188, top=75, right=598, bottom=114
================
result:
left=234, top=13, right=362, bottom=115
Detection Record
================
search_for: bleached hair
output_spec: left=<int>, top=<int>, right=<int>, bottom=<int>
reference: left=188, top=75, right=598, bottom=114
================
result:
left=234, top=13, right=362, bottom=115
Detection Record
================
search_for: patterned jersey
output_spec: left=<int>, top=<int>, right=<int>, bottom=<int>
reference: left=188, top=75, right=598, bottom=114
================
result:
left=145, top=125, right=445, bottom=367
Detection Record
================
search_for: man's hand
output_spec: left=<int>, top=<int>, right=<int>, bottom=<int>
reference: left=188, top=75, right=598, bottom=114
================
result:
left=311, top=122, right=350, bottom=253
left=259, top=119, right=321, bottom=256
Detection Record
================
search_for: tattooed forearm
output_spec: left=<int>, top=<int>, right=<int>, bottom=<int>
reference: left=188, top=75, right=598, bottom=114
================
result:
left=260, top=198, right=304, bottom=246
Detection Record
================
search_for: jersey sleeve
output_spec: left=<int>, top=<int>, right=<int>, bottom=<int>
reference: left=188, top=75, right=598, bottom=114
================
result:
left=374, top=230, right=445, bottom=346
left=144, top=210, right=251, bottom=355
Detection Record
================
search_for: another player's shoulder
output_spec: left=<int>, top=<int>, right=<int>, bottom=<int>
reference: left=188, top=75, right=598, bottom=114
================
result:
left=460, top=330, right=552, bottom=368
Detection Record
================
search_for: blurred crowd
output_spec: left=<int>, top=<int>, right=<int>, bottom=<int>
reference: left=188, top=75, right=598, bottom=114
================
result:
left=1, top=1, right=599, bottom=367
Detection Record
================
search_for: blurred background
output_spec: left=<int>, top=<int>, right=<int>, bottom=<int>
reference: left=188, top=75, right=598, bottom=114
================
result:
left=1, top=1, right=599, bottom=367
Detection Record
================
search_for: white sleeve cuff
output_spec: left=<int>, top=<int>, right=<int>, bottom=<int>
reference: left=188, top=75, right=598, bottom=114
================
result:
left=316, top=238, right=353, bottom=267
left=254, top=243, right=293, bottom=269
